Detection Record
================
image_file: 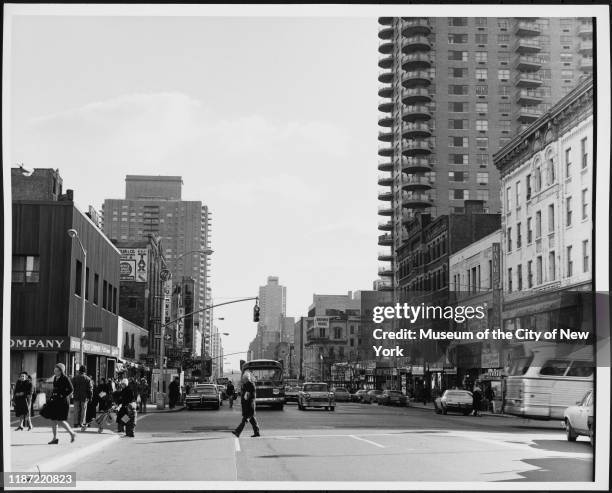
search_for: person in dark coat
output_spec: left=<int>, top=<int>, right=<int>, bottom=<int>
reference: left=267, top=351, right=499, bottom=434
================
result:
left=472, top=382, right=483, bottom=417
left=232, top=371, right=260, bottom=438
left=96, top=378, right=112, bottom=412
left=72, top=365, right=93, bottom=429
left=40, top=363, right=76, bottom=444
left=137, top=378, right=149, bottom=413
left=168, top=377, right=180, bottom=409
left=13, top=371, right=34, bottom=430
left=226, top=381, right=236, bottom=409
left=116, top=378, right=137, bottom=437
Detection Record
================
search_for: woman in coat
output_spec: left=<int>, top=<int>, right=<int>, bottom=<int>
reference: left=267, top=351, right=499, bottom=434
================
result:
left=40, top=363, right=76, bottom=444
left=13, top=371, right=34, bottom=430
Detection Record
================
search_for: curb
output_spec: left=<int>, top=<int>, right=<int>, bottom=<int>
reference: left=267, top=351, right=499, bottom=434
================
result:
left=406, top=404, right=516, bottom=419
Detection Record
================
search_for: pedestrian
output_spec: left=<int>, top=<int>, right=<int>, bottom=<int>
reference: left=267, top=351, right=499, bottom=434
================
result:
left=232, top=371, right=260, bottom=438
left=96, top=379, right=111, bottom=412
left=138, top=378, right=149, bottom=413
left=71, top=365, right=93, bottom=430
left=226, top=380, right=236, bottom=409
left=484, top=385, right=495, bottom=412
left=116, top=378, right=137, bottom=437
left=84, top=375, right=99, bottom=428
left=39, top=363, right=76, bottom=444
left=472, top=382, right=483, bottom=417
left=168, top=377, right=180, bottom=409
left=13, top=371, right=34, bottom=431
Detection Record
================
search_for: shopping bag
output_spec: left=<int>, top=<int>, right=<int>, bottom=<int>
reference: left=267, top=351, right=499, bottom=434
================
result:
left=98, top=391, right=107, bottom=399
left=120, top=414, right=131, bottom=424
left=33, top=392, right=47, bottom=411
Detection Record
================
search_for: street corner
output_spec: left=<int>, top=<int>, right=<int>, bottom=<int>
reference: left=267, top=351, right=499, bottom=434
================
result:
left=9, top=424, right=120, bottom=473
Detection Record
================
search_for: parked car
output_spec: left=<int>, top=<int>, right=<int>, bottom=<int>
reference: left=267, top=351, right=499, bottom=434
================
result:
left=333, top=387, right=351, bottom=402
left=298, top=382, right=335, bottom=411
left=352, top=389, right=367, bottom=403
left=564, top=390, right=594, bottom=445
left=362, top=389, right=383, bottom=404
left=434, top=390, right=473, bottom=415
left=186, top=384, right=222, bottom=410
left=377, top=390, right=407, bottom=406
left=285, top=385, right=301, bottom=403
left=217, top=384, right=228, bottom=400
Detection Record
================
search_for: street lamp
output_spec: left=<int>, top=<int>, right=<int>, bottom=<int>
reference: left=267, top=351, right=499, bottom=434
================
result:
left=67, top=228, right=86, bottom=370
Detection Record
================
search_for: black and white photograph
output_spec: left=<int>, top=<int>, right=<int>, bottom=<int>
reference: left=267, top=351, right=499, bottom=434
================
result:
left=2, top=3, right=610, bottom=491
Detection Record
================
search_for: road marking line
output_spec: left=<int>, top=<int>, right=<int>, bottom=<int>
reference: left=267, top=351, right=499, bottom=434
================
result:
left=234, top=436, right=241, bottom=452
left=136, top=413, right=153, bottom=422
left=350, top=434, right=385, bottom=448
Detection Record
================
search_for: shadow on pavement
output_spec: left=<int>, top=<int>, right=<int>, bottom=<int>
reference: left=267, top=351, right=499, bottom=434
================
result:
left=498, top=457, right=593, bottom=482
left=527, top=439, right=593, bottom=454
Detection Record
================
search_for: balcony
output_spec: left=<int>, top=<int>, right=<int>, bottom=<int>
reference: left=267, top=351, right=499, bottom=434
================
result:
left=402, top=192, right=433, bottom=208
left=402, top=36, right=431, bottom=53
left=378, top=266, right=394, bottom=277
left=378, top=55, right=394, bottom=69
left=401, top=71, right=432, bottom=88
left=402, top=175, right=433, bottom=191
left=378, top=17, right=394, bottom=26
left=516, top=89, right=543, bottom=105
left=401, top=105, right=432, bottom=122
left=402, top=139, right=433, bottom=156
left=379, top=40, right=395, bottom=55
left=378, top=160, right=393, bottom=172
left=378, top=114, right=394, bottom=127
left=378, top=189, right=393, bottom=201
left=378, top=205, right=393, bottom=216
left=401, top=156, right=433, bottom=173
left=378, top=144, right=394, bottom=157
left=378, top=173, right=393, bottom=187
left=579, top=40, right=593, bottom=54
left=515, top=55, right=543, bottom=71
left=401, top=18, right=431, bottom=36
left=578, top=23, right=593, bottom=37
left=378, top=26, right=395, bottom=40
left=515, top=72, right=543, bottom=88
left=378, top=251, right=393, bottom=261
left=402, top=87, right=432, bottom=105
left=378, top=220, right=393, bottom=231
left=378, top=130, right=395, bottom=142
left=515, top=21, right=541, bottom=37
left=402, top=122, right=432, bottom=138
left=378, top=98, right=395, bottom=113
left=514, top=39, right=541, bottom=54
left=378, top=83, right=394, bottom=98
left=516, top=106, right=543, bottom=123
left=378, top=70, right=394, bottom=84
left=580, top=57, right=593, bottom=72
left=401, top=52, right=432, bottom=71
left=378, top=234, right=393, bottom=246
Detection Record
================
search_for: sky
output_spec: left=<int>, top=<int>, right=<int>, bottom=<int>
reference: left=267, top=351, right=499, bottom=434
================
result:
left=7, top=13, right=381, bottom=370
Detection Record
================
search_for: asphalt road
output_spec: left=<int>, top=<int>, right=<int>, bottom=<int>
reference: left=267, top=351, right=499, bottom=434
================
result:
left=67, top=400, right=594, bottom=483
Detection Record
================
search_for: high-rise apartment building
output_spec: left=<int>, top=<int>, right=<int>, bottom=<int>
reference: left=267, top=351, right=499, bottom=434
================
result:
left=258, top=276, right=287, bottom=332
left=103, top=176, right=212, bottom=357
left=377, top=16, right=593, bottom=293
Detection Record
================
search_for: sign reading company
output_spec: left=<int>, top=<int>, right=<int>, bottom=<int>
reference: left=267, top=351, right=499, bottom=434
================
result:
left=10, top=336, right=71, bottom=351
left=119, top=248, right=148, bottom=282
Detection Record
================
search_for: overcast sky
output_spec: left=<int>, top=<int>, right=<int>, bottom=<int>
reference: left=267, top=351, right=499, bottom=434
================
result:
left=7, top=13, right=380, bottom=369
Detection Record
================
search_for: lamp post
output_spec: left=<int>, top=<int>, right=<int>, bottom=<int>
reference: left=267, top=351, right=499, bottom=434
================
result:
left=67, top=229, right=87, bottom=370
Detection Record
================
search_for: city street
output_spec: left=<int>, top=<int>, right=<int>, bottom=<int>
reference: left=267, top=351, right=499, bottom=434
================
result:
left=27, top=401, right=593, bottom=483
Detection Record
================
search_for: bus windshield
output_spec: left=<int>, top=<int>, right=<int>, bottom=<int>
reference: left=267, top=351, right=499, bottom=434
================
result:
left=508, top=355, right=534, bottom=376
left=248, top=368, right=282, bottom=381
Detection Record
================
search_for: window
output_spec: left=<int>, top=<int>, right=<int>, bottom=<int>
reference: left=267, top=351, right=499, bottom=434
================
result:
left=85, top=268, right=90, bottom=301
left=449, top=171, right=468, bottom=182
left=334, top=327, right=342, bottom=339
left=448, top=17, right=468, bottom=27
left=450, top=137, right=468, bottom=147
left=540, top=360, right=569, bottom=376
left=477, top=172, right=488, bottom=184
left=449, top=67, right=468, bottom=78
left=527, top=218, right=533, bottom=243
left=498, top=34, right=510, bottom=43
left=113, top=287, right=117, bottom=313
left=75, top=260, right=83, bottom=296
left=561, top=69, right=574, bottom=79
left=565, top=148, right=572, bottom=178
left=319, top=327, right=326, bottom=338
left=475, top=34, right=488, bottom=44
left=536, top=256, right=543, bottom=284
left=582, top=189, right=588, bottom=219
left=477, top=153, right=488, bottom=166
left=476, top=120, right=488, bottom=131
left=475, top=51, right=488, bottom=62
left=449, top=85, right=469, bottom=95
left=535, top=211, right=542, bottom=238
left=567, top=246, right=573, bottom=277
left=94, top=273, right=99, bottom=304
left=475, top=85, right=488, bottom=96
left=475, top=69, right=488, bottom=80
left=476, top=102, right=489, bottom=113
left=449, top=102, right=468, bottom=112
left=506, top=186, right=512, bottom=210
left=515, top=181, right=521, bottom=207
left=449, top=189, right=469, bottom=200
left=566, top=197, right=572, bottom=226
left=498, top=51, right=510, bottom=65
left=517, top=264, right=523, bottom=291
left=581, top=137, right=588, bottom=168
left=546, top=157, right=556, bottom=184
left=499, top=120, right=511, bottom=132
left=12, top=255, right=40, bottom=283
left=103, top=280, right=108, bottom=309
left=448, top=119, right=468, bottom=129
left=507, top=268, right=512, bottom=292
left=450, top=153, right=468, bottom=164
left=448, top=34, right=468, bottom=44
left=517, top=222, right=522, bottom=248
left=476, top=137, right=488, bottom=148
left=476, top=190, right=489, bottom=201
left=548, top=251, right=556, bottom=281
left=498, top=85, right=510, bottom=96
left=448, top=50, right=468, bottom=61
left=498, top=69, right=510, bottom=81
left=548, top=204, right=555, bottom=232
left=475, top=17, right=487, bottom=26
left=507, top=227, right=512, bottom=251
left=527, top=261, right=533, bottom=288
left=583, top=240, right=589, bottom=272
left=534, top=166, right=541, bottom=191
left=108, top=283, right=113, bottom=312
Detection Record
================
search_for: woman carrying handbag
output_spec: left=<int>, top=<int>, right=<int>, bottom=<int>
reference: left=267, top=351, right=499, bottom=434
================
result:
left=39, top=363, right=77, bottom=444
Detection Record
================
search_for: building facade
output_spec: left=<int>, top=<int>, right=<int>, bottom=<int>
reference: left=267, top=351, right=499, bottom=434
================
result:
left=377, top=16, right=593, bottom=295
left=103, top=175, right=212, bottom=358
left=117, top=316, right=149, bottom=376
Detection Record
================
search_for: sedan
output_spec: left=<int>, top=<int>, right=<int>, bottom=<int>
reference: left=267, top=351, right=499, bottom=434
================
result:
left=352, top=390, right=367, bottom=403
left=186, top=384, right=222, bottom=410
left=298, top=382, right=335, bottom=411
left=284, top=386, right=301, bottom=403
left=333, top=387, right=351, bottom=402
left=362, top=389, right=383, bottom=404
left=564, top=390, right=594, bottom=445
left=434, top=390, right=473, bottom=415
left=377, top=390, right=407, bottom=406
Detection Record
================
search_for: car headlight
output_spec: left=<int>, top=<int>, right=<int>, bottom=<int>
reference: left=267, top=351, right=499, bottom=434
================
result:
left=273, top=388, right=280, bottom=395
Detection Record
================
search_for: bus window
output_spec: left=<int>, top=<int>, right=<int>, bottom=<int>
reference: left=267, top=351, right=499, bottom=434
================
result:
left=539, top=359, right=570, bottom=376
left=508, top=355, right=534, bottom=376
left=566, top=360, right=594, bottom=377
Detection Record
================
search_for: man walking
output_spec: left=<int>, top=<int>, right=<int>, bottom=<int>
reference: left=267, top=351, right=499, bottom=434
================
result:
left=232, top=371, right=260, bottom=438
left=226, top=380, right=236, bottom=409
left=138, top=378, right=149, bottom=413
left=72, top=365, right=93, bottom=430
left=168, top=377, right=180, bottom=409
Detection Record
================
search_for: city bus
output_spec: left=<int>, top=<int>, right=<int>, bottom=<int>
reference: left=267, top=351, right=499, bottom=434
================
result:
left=504, top=344, right=593, bottom=420
left=240, top=359, right=285, bottom=410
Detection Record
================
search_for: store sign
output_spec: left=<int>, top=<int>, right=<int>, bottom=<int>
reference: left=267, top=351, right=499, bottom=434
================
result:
left=10, top=337, right=71, bottom=351
left=119, top=248, right=148, bottom=282
left=313, top=317, right=330, bottom=329
left=412, top=365, right=425, bottom=375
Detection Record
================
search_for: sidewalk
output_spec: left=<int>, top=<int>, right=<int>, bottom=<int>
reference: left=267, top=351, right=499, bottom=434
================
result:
left=407, top=400, right=513, bottom=418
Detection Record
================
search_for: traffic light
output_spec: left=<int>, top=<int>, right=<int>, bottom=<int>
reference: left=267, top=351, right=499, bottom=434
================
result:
left=253, top=302, right=260, bottom=322
left=203, top=358, right=212, bottom=377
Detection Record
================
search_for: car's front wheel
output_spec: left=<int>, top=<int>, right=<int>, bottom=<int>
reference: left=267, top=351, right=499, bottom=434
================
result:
left=565, top=419, right=577, bottom=441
